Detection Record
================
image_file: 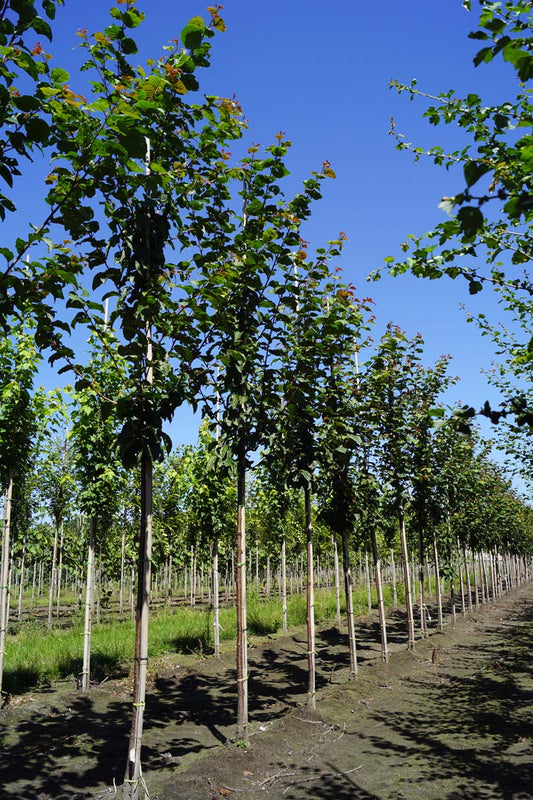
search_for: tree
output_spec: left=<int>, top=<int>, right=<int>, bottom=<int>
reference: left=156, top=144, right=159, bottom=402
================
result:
left=378, top=1, right=533, bottom=428
left=0, top=320, right=40, bottom=704
left=32, top=6, right=243, bottom=795
left=316, top=290, right=373, bottom=672
left=197, top=136, right=340, bottom=733
left=70, top=330, right=125, bottom=691
left=365, top=326, right=426, bottom=649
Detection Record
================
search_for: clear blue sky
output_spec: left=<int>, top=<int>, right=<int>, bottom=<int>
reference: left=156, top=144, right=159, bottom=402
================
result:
left=25, top=0, right=521, bottom=446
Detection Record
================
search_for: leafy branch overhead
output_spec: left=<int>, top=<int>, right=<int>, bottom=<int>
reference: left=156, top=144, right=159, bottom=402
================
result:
left=378, top=2, right=533, bottom=296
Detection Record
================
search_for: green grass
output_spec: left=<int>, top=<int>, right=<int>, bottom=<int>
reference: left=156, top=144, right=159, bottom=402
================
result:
left=4, top=583, right=400, bottom=695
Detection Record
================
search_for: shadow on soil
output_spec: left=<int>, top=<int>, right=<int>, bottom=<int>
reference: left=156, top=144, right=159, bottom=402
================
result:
left=1, top=592, right=532, bottom=800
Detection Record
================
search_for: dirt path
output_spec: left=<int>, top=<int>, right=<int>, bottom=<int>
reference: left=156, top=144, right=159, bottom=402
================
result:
left=1, top=585, right=532, bottom=800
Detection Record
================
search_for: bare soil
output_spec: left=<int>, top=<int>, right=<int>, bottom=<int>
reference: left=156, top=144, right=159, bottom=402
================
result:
left=1, top=584, right=532, bottom=800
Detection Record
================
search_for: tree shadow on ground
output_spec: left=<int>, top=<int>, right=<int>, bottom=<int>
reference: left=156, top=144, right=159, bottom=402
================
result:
left=346, top=601, right=533, bottom=799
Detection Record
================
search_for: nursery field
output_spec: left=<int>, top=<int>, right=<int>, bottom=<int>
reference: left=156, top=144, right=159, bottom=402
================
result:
left=1, top=582, right=531, bottom=800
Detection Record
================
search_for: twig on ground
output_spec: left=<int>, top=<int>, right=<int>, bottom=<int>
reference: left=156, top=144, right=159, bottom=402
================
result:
left=281, top=765, right=363, bottom=794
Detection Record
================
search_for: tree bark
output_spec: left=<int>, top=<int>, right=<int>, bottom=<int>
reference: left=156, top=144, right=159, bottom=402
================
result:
left=213, top=538, right=220, bottom=658
left=0, top=470, right=13, bottom=704
left=123, top=454, right=153, bottom=799
left=390, top=548, right=398, bottom=610
left=119, top=528, right=126, bottom=615
left=432, top=526, right=443, bottom=632
left=81, top=519, right=96, bottom=692
left=47, top=520, right=60, bottom=628
left=332, top=534, right=341, bottom=628
left=281, top=534, right=288, bottom=635
left=341, top=529, right=357, bottom=679
left=398, top=503, right=415, bottom=649
left=55, top=519, right=65, bottom=618
left=17, top=538, right=26, bottom=622
left=370, top=527, right=388, bottom=662
left=235, top=444, right=248, bottom=741
left=364, top=550, right=372, bottom=614
left=305, top=486, right=316, bottom=707
left=418, top=527, right=428, bottom=638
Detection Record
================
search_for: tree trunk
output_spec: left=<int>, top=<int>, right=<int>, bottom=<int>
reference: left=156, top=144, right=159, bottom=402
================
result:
left=398, top=503, right=415, bottom=649
left=364, top=551, right=372, bottom=614
left=432, top=526, right=443, bottom=632
left=213, top=539, right=220, bottom=658
left=119, top=528, right=126, bottom=615
left=332, top=534, right=341, bottom=628
left=457, top=542, right=466, bottom=616
left=190, top=545, right=195, bottom=608
left=31, top=560, right=37, bottom=608
left=341, top=528, right=357, bottom=679
left=266, top=553, right=271, bottom=597
left=390, top=548, right=398, bottom=610
left=463, top=545, right=473, bottom=616
left=305, top=486, right=316, bottom=707
left=47, top=520, right=60, bottom=628
left=281, top=534, right=288, bottom=635
left=0, top=470, right=13, bottom=704
left=370, top=526, right=388, bottom=663
left=55, top=519, right=65, bottom=618
left=81, top=519, right=96, bottom=692
left=17, top=538, right=27, bottom=623
left=235, top=445, right=248, bottom=741
left=167, top=553, right=173, bottom=607
left=124, top=454, right=153, bottom=799
left=473, top=552, right=480, bottom=609
left=418, top=528, right=428, bottom=638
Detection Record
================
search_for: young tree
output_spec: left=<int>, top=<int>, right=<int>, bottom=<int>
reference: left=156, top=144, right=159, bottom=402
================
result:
left=366, top=326, right=424, bottom=650
left=0, top=322, right=40, bottom=704
left=70, top=331, right=125, bottom=691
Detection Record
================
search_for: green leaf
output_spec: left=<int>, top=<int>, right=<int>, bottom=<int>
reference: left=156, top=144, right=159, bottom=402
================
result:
left=121, top=37, right=138, bottom=55
left=50, top=67, right=70, bottom=84
left=457, top=206, right=484, bottom=239
left=181, top=17, right=206, bottom=50
left=463, top=160, right=490, bottom=188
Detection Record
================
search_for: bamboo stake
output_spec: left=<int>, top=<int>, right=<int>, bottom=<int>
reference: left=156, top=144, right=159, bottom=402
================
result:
left=305, top=486, right=316, bottom=708
left=0, top=470, right=13, bottom=704
left=81, top=520, right=96, bottom=692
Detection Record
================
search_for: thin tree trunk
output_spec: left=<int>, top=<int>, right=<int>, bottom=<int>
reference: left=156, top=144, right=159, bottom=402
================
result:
left=365, top=551, right=372, bottom=614
left=167, top=553, right=173, bottom=607
left=124, top=453, right=153, bottom=799
left=281, top=534, right=288, bottom=636
left=463, top=545, right=473, bottom=616
left=305, top=487, right=316, bottom=707
left=55, top=520, right=65, bottom=618
left=81, top=520, right=96, bottom=692
left=418, top=528, right=428, bottom=638
left=31, top=560, right=37, bottom=608
left=390, top=548, right=398, bottom=610
left=473, top=552, right=480, bottom=609
left=213, top=539, right=220, bottom=658
left=17, top=538, right=26, bottom=622
left=119, top=528, right=126, bottom=615
left=332, top=534, right=341, bottom=628
left=398, top=503, right=415, bottom=649
left=190, top=545, right=195, bottom=608
left=341, top=529, right=357, bottom=679
left=370, top=527, right=388, bottom=663
left=235, top=445, right=248, bottom=741
left=266, top=553, right=271, bottom=597
left=0, top=470, right=13, bottom=703
left=432, top=526, right=443, bottom=632
left=47, top=520, right=60, bottom=628
left=457, top=541, right=466, bottom=615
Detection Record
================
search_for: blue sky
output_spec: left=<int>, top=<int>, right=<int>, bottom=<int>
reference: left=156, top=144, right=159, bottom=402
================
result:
left=25, top=0, right=522, bottom=446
